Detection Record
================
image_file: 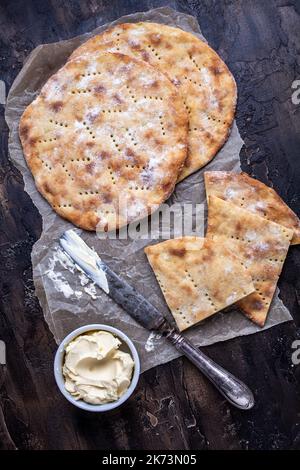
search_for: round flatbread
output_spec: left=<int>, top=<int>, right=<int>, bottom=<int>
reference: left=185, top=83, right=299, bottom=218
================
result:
left=19, top=52, right=188, bottom=231
left=70, top=22, right=237, bottom=180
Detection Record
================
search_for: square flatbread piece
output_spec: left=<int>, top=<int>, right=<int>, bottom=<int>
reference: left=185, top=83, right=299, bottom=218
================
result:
left=205, top=171, right=300, bottom=244
left=144, top=236, right=255, bottom=331
left=206, top=196, right=293, bottom=326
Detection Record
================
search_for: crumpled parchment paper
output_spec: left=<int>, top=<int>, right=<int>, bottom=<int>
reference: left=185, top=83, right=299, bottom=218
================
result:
left=5, top=7, right=292, bottom=372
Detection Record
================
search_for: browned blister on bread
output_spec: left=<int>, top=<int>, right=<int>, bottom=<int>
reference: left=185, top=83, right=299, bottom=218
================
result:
left=206, top=196, right=293, bottom=326
left=205, top=171, right=300, bottom=244
left=70, top=22, right=237, bottom=180
left=144, top=236, right=255, bottom=331
left=19, top=52, right=188, bottom=231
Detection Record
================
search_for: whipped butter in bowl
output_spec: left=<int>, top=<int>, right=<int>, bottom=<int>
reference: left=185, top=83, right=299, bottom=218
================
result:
left=54, top=324, right=140, bottom=412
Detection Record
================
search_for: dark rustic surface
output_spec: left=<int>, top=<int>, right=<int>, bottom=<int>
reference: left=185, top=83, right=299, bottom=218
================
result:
left=0, top=0, right=300, bottom=450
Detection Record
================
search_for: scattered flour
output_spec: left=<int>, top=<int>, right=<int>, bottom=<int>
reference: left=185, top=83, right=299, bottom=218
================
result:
left=245, top=230, right=258, bottom=241
left=78, top=75, right=93, bottom=88
left=254, top=241, right=270, bottom=251
left=44, top=81, right=64, bottom=102
left=79, top=272, right=89, bottom=286
left=201, top=68, right=212, bottom=86
left=226, top=292, right=238, bottom=305
left=46, top=266, right=74, bottom=299
left=128, top=28, right=146, bottom=38
left=84, top=283, right=98, bottom=300
left=225, top=187, right=238, bottom=199
left=248, top=200, right=267, bottom=211
left=224, top=262, right=233, bottom=274
left=74, top=120, right=86, bottom=130
left=74, top=291, right=83, bottom=299
left=46, top=247, right=99, bottom=300
left=145, top=331, right=162, bottom=352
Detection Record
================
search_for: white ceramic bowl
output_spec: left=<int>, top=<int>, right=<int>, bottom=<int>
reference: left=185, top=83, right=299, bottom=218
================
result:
left=54, top=324, right=140, bottom=412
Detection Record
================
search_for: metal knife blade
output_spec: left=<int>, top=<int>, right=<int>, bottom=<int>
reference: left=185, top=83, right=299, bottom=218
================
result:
left=59, top=229, right=166, bottom=331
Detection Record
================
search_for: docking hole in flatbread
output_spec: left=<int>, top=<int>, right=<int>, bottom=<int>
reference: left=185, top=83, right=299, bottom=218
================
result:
left=19, top=52, right=188, bottom=231
left=144, top=237, right=255, bottom=331
left=69, top=22, right=237, bottom=181
left=205, top=171, right=300, bottom=245
left=206, top=196, right=293, bottom=326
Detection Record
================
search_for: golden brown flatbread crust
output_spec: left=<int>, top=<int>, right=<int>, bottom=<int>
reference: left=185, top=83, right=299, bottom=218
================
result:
left=19, top=52, right=188, bottom=231
left=144, top=236, right=255, bottom=331
left=205, top=171, right=300, bottom=244
left=70, top=22, right=237, bottom=181
left=206, top=196, right=293, bottom=326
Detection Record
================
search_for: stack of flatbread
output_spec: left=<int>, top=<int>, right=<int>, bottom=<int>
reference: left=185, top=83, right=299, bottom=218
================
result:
left=145, top=172, right=300, bottom=330
left=19, top=22, right=236, bottom=231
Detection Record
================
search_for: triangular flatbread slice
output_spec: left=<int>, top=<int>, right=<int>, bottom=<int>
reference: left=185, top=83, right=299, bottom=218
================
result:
left=204, top=171, right=300, bottom=244
left=206, top=196, right=293, bottom=326
left=144, top=236, right=255, bottom=331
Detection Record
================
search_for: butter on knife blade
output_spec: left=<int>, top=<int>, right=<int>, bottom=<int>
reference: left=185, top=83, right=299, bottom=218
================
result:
left=59, top=229, right=109, bottom=294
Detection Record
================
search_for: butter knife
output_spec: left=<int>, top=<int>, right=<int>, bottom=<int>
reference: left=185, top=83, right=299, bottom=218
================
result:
left=59, top=229, right=254, bottom=410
